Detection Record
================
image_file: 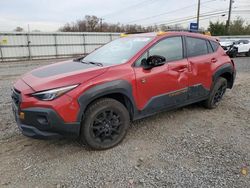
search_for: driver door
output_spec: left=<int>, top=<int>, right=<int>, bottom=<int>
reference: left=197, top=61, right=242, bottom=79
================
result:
left=133, top=36, right=189, bottom=112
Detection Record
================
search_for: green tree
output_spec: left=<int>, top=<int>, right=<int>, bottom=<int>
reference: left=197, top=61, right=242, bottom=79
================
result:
left=14, top=26, right=24, bottom=32
left=208, top=17, right=250, bottom=35
left=229, top=17, right=245, bottom=35
left=208, top=21, right=226, bottom=36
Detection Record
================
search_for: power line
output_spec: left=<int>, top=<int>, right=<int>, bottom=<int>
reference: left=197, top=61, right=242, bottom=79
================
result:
left=144, top=9, right=228, bottom=26
left=226, top=0, right=233, bottom=32
left=124, top=0, right=216, bottom=24
left=159, top=13, right=227, bottom=27
left=197, top=0, right=201, bottom=29
left=151, top=9, right=249, bottom=27
left=125, top=4, right=198, bottom=24
left=102, top=0, right=156, bottom=18
left=178, top=11, right=250, bottom=26
left=100, top=18, right=104, bottom=32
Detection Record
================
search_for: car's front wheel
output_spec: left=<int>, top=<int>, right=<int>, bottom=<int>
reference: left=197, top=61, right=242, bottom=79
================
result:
left=79, top=98, right=130, bottom=150
left=203, top=77, right=227, bottom=109
left=230, top=50, right=237, bottom=58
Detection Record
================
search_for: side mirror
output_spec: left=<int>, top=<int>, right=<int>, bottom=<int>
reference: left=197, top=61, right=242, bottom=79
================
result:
left=141, top=55, right=166, bottom=70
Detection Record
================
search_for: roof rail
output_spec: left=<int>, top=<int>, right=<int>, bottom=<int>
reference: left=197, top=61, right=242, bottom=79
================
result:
left=161, top=29, right=212, bottom=36
left=120, top=30, right=211, bottom=37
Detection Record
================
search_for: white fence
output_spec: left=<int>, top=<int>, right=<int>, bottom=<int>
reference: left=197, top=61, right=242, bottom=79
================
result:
left=0, top=32, right=120, bottom=61
left=219, top=35, right=250, bottom=40
left=0, top=32, right=249, bottom=62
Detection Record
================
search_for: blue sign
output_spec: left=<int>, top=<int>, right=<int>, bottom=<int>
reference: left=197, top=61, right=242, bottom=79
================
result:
left=190, top=23, right=198, bottom=31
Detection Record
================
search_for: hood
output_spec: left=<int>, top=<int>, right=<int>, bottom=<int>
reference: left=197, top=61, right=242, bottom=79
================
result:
left=22, top=60, right=108, bottom=92
left=220, top=41, right=233, bottom=47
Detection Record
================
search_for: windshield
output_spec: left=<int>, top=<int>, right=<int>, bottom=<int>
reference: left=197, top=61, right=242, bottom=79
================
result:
left=82, top=37, right=153, bottom=65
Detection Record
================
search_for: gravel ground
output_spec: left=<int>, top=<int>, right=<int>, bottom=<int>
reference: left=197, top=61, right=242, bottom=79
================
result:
left=0, top=57, right=249, bottom=188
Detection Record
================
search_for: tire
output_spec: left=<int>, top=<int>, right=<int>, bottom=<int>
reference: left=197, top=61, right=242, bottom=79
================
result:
left=230, top=51, right=237, bottom=58
left=246, top=49, right=250, bottom=57
left=79, top=98, right=130, bottom=150
left=203, top=77, right=227, bottom=109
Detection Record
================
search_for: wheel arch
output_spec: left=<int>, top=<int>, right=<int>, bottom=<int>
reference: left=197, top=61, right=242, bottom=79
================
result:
left=213, top=63, right=235, bottom=89
left=77, top=80, right=137, bottom=122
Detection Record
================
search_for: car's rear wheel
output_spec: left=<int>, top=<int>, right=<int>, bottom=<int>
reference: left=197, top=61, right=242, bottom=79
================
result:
left=246, top=49, right=250, bottom=57
left=203, top=77, right=227, bottom=109
left=79, top=98, right=130, bottom=150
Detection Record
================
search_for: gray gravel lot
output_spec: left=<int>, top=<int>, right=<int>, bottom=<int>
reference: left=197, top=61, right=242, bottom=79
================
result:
left=0, top=57, right=249, bottom=187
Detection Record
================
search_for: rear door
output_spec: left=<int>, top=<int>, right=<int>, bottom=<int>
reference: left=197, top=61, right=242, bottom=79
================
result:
left=185, top=36, right=213, bottom=100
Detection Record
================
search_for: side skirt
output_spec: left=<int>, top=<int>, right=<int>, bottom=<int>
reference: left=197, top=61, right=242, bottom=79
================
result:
left=133, top=96, right=208, bottom=121
left=133, top=84, right=209, bottom=121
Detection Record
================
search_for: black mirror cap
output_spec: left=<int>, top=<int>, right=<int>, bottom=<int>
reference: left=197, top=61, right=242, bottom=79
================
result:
left=147, top=55, right=166, bottom=65
left=141, top=58, right=152, bottom=70
left=141, top=55, right=166, bottom=70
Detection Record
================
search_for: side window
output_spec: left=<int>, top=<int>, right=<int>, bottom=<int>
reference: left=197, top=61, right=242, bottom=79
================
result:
left=238, top=40, right=249, bottom=44
left=134, top=52, right=148, bottom=66
left=134, top=37, right=183, bottom=66
left=207, top=40, right=214, bottom=53
left=149, top=37, right=183, bottom=62
left=242, top=40, right=249, bottom=44
left=210, top=41, right=219, bottom=52
left=186, top=37, right=208, bottom=57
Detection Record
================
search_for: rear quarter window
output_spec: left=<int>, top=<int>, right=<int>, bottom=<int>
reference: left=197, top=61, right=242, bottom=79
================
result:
left=206, top=40, right=214, bottom=53
left=210, top=41, right=219, bottom=52
left=186, top=37, right=208, bottom=57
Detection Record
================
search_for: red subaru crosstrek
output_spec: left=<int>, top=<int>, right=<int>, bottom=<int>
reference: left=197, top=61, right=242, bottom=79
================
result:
left=12, top=31, right=236, bottom=149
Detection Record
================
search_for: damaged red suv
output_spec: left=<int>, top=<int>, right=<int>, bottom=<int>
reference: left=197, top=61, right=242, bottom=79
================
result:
left=12, top=31, right=236, bottom=149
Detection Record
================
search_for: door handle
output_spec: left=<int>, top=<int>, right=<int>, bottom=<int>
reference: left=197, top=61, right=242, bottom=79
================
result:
left=211, top=58, right=217, bottom=63
left=176, top=65, right=188, bottom=72
left=177, top=68, right=186, bottom=72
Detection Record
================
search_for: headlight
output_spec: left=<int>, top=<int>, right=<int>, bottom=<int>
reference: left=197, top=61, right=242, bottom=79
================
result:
left=32, top=84, right=79, bottom=101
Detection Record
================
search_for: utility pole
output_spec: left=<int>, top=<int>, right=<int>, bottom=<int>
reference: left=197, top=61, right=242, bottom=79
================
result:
left=197, top=0, right=201, bottom=30
left=226, top=0, right=233, bottom=33
left=100, top=18, right=104, bottom=32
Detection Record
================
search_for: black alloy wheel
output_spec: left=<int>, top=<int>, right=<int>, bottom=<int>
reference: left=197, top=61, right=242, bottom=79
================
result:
left=91, top=109, right=122, bottom=142
left=211, top=81, right=227, bottom=106
left=203, top=77, right=227, bottom=109
left=79, top=98, right=130, bottom=150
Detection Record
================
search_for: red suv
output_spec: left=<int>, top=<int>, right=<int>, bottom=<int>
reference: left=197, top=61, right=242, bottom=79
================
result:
left=12, top=31, right=236, bottom=149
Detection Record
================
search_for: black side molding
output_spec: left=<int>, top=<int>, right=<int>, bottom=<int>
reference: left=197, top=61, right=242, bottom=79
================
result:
left=213, top=63, right=235, bottom=89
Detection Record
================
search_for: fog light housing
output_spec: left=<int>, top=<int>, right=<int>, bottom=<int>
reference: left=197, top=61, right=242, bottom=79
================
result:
left=37, top=115, right=49, bottom=126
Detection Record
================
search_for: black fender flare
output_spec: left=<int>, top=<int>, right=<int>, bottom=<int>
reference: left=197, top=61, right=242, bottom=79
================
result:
left=77, top=80, right=138, bottom=121
left=212, top=63, right=235, bottom=89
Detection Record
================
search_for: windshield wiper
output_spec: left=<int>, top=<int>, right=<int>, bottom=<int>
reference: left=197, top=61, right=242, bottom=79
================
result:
left=88, top=61, right=103, bottom=67
left=73, top=56, right=85, bottom=62
left=80, top=60, right=103, bottom=67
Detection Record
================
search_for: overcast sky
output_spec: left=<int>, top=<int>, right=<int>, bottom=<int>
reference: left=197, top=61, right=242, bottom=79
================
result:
left=0, top=0, right=249, bottom=32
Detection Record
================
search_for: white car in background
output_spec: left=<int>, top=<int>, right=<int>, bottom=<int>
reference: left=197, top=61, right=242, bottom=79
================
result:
left=234, top=40, right=250, bottom=57
left=220, top=39, right=250, bottom=57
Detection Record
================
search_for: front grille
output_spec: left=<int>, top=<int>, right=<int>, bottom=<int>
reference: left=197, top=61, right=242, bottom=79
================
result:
left=11, top=88, right=21, bottom=107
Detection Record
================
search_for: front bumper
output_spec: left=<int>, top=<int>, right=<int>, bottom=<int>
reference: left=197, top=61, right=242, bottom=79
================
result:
left=12, top=103, right=81, bottom=139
